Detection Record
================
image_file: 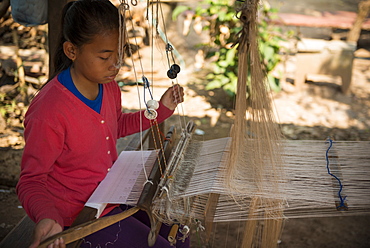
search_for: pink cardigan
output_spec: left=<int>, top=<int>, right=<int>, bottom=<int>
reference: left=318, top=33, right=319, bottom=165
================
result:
left=16, top=77, right=173, bottom=227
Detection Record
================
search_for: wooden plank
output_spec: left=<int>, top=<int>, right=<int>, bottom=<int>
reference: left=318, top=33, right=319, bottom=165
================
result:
left=204, top=193, right=220, bottom=242
left=39, top=207, right=140, bottom=248
left=272, top=11, right=370, bottom=30
left=0, top=215, right=34, bottom=248
left=66, top=206, right=99, bottom=248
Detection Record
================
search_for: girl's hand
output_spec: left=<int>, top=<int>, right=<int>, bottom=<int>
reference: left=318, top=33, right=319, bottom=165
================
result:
left=160, top=84, right=184, bottom=110
left=29, top=218, right=64, bottom=248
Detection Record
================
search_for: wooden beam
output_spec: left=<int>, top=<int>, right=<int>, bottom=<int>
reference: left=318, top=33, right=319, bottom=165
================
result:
left=39, top=207, right=140, bottom=248
left=347, top=0, right=370, bottom=43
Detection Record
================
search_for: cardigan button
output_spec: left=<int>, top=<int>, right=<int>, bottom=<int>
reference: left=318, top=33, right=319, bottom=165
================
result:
left=106, top=136, right=109, bottom=140
left=107, top=168, right=111, bottom=172
left=107, top=151, right=111, bottom=154
left=101, top=120, right=105, bottom=124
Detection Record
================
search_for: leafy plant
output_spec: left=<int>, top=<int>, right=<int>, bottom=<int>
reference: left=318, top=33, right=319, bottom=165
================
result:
left=173, top=0, right=293, bottom=99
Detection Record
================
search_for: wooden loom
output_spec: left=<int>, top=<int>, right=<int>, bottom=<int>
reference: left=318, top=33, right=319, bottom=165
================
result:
left=2, top=123, right=370, bottom=248
left=2, top=0, right=370, bottom=247
left=31, top=127, right=370, bottom=248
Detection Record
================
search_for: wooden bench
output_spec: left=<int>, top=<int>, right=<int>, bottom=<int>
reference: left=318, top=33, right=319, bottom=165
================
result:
left=0, top=126, right=163, bottom=248
left=270, top=10, right=367, bottom=94
left=272, top=11, right=370, bottom=31
left=294, top=38, right=357, bottom=94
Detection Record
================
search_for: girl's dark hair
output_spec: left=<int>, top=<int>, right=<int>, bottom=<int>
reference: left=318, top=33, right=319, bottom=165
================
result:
left=51, top=0, right=119, bottom=80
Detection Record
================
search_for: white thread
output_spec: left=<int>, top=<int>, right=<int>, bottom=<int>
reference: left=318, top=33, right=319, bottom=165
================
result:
left=104, top=220, right=122, bottom=248
left=144, top=179, right=154, bottom=186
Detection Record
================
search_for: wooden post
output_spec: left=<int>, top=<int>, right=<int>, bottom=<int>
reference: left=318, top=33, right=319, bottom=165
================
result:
left=12, top=29, right=27, bottom=102
left=0, top=0, right=10, bottom=19
left=347, top=0, right=370, bottom=43
left=48, top=0, right=72, bottom=76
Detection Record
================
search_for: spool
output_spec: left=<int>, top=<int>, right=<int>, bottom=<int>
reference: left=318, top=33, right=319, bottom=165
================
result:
left=168, top=224, right=179, bottom=245
left=144, top=108, right=158, bottom=120
left=167, top=69, right=177, bottom=79
left=147, top=100, right=159, bottom=110
left=171, top=64, right=181, bottom=74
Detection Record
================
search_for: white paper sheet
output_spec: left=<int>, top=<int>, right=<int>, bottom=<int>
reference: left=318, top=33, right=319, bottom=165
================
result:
left=85, top=150, right=157, bottom=217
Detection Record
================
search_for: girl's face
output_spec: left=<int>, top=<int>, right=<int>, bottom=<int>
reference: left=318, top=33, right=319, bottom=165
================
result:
left=71, top=30, right=120, bottom=86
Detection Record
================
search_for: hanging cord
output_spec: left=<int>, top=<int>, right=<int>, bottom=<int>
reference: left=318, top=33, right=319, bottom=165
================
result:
left=325, top=137, right=348, bottom=210
left=151, top=2, right=187, bottom=133
left=120, top=1, right=189, bottom=188
left=143, top=76, right=154, bottom=101
left=118, top=0, right=152, bottom=182
left=149, top=119, right=168, bottom=176
left=117, top=2, right=128, bottom=69
left=142, top=76, right=159, bottom=120
left=157, top=3, right=186, bottom=129
left=173, top=79, right=187, bottom=129
left=145, top=1, right=187, bottom=131
left=148, top=5, right=185, bottom=69
left=120, top=1, right=175, bottom=185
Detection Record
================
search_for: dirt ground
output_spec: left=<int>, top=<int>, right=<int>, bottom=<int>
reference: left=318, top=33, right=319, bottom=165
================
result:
left=1, top=0, right=370, bottom=247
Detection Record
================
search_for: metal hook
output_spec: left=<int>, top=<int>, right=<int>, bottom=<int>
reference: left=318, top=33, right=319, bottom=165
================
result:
left=119, top=2, right=130, bottom=11
left=142, top=76, right=150, bottom=88
left=166, top=43, right=174, bottom=52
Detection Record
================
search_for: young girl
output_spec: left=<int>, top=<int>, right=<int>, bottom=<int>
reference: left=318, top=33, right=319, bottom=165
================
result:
left=16, top=0, right=188, bottom=247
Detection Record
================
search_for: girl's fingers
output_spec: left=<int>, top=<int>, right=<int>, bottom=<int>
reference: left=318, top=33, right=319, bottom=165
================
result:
left=171, top=85, right=184, bottom=103
left=45, top=237, right=65, bottom=248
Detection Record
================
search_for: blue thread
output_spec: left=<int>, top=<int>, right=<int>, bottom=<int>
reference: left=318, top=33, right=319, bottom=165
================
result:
left=142, top=76, right=154, bottom=99
left=142, top=76, right=154, bottom=111
left=325, top=138, right=347, bottom=210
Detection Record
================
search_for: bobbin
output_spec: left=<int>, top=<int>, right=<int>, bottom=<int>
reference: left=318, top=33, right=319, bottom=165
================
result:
left=147, top=99, right=159, bottom=110
left=144, top=108, right=158, bottom=120
left=171, top=64, right=180, bottom=74
left=167, top=64, right=181, bottom=79
left=167, top=69, right=177, bottom=79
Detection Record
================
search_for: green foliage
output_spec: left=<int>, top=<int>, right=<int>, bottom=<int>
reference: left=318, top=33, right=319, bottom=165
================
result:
left=174, top=0, right=293, bottom=99
left=205, top=47, right=238, bottom=97
left=0, top=85, right=27, bottom=127
left=0, top=99, right=17, bottom=122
